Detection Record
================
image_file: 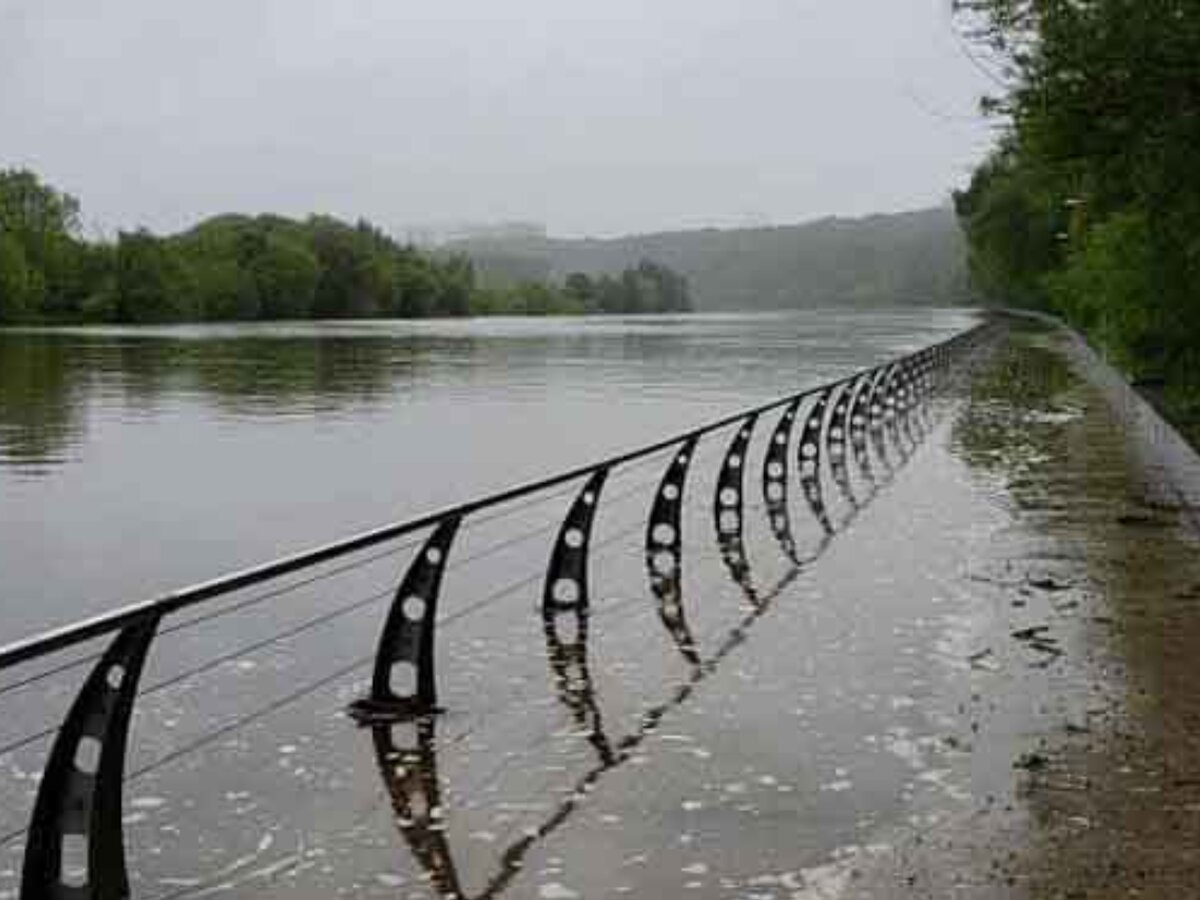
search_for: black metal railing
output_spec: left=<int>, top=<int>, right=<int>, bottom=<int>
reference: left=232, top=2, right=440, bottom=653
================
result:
left=0, top=319, right=997, bottom=900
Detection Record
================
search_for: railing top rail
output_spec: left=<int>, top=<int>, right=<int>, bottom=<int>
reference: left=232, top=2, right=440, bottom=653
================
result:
left=0, top=323, right=980, bottom=673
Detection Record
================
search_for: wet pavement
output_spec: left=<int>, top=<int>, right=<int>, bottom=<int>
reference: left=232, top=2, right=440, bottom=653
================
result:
left=3, top=316, right=1199, bottom=898
left=830, top=316, right=1200, bottom=898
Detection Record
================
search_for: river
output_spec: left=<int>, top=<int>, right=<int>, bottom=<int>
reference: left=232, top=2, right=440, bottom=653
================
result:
left=0, top=309, right=977, bottom=640
left=13, top=309, right=1195, bottom=900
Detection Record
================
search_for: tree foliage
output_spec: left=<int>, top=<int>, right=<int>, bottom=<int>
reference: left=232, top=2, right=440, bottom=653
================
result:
left=0, top=169, right=691, bottom=323
left=954, top=0, right=1200, bottom=403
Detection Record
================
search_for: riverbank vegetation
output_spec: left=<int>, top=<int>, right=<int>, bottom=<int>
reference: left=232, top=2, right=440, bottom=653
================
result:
left=953, top=0, right=1200, bottom=444
left=0, top=169, right=691, bottom=324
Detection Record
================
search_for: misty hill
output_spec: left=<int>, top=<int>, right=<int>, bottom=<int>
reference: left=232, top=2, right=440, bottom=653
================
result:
left=445, top=207, right=970, bottom=311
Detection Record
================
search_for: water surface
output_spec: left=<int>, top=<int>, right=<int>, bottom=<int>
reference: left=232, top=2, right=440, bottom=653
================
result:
left=0, top=309, right=976, bottom=638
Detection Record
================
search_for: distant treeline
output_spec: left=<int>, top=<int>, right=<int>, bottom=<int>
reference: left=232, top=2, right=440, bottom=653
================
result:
left=446, top=207, right=970, bottom=310
left=0, top=169, right=690, bottom=324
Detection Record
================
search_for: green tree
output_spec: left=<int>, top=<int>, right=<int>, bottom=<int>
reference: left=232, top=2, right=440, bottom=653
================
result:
left=0, top=169, right=81, bottom=250
left=253, top=235, right=319, bottom=319
left=193, top=258, right=260, bottom=320
left=1046, top=211, right=1158, bottom=374
left=436, top=254, right=475, bottom=317
left=0, top=168, right=85, bottom=320
left=115, top=230, right=197, bottom=323
left=954, top=0, right=1200, bottom=394
left=0, top=167, right=698, bottom=325
left=0, top=232, right=37, bottom=322
left=393, top=250, right=440, bottom=317
left=564, top=272, right=594, bottom=310
left=953, top=149, right=1063, bottom=307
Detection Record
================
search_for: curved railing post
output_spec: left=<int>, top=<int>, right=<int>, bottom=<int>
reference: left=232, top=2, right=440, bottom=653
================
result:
left=915, top=347, right=937, bottom=429
left=879, top=362, right=910, bottom=463
left=542, top=466, right=616, bottom=762
left=866, top=365, right=894, bottom=474
left=0, top=320, right=1000, bottom=900
left=21, top=615, right=160, bottom=900
left=798, top=389, right=834, bottom=533
left=543, top=467, right=609, bottom=615
left=849, top=366, right=878, bottom=487
left=646, top=435, right=702, bottom=664
left=825, top=378, right=862, bottom=508
left=713, top=413, right=760, bottom=599
left=761, top=398, right=802, bottom=563
left=895, top=357, right=920, bottom=449
left=351, top=516, right=461, bottom=722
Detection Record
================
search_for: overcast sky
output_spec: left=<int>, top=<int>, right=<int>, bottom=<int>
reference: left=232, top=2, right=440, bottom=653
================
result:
left=1, top=0, right=997, bottom=239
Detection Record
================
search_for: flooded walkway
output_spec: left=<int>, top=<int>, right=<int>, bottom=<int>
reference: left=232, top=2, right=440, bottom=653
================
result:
left=443, top=317, right=1200, bottom=899
left=3, top=316, right=1198, bottom=899
left=833, top=317, right=1200, bottom=899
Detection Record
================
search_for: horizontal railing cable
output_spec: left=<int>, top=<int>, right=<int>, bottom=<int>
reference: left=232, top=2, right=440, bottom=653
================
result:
left=0, top=322, right=994, bottom=884
left=0, top=537, right=425, bottom=699
left=0, top=470, right=670, bottom=763
left=0, top=453, right=677, bottom=704
left=0, top=481, right=672, bottom=788
left=0, top=475, right=605, bottom=697
left=0, top=588, right=395, bottom=761
left=0, top=360, right=886, bottom=672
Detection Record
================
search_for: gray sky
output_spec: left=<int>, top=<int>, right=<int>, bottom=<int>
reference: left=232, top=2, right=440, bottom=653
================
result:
left=1, top=0, right=996, bottom=238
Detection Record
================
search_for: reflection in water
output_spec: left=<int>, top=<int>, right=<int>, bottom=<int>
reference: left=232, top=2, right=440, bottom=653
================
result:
left=1, top=312, right=982, bottom=639
left=952, top=325, right=1074, bottom=477
left=370, top=577, right=812, bottom=899
left=364, top=328, right=995, bottom=895
left=0, top=314, right=998, bottom=900
left=543, top=605, right=616, bottom=765
left=0, top=311, right=980, bottom=478
left=0, top=331, right=425, bottom=468
left=0, top=334, right=86, bottom=469
left=370, top=710, right=612, bottom=900
left=185, top=337, right=426, bottom=414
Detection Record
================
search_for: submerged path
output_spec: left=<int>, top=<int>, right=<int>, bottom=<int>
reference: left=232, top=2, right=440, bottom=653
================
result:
left=2, top=315, right=1198, bottom=899
left=834, top=317, right=1200, bottom=899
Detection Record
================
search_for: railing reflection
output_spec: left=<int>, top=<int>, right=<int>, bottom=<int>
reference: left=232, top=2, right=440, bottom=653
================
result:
left=364, top=331, right=986, bottom=894
left=0, top=321, right=995, bottom=900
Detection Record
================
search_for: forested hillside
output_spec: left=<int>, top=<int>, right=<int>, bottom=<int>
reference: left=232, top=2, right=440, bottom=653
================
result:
left=953, top=0, right=1200, bottom=442
left=0, top=169, right=690, bottom=323
left=446, top=207, right=970, bottom=310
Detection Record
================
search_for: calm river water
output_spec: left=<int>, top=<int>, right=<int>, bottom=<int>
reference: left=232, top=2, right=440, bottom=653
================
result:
left=0, top=309, right=977, bottom=640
